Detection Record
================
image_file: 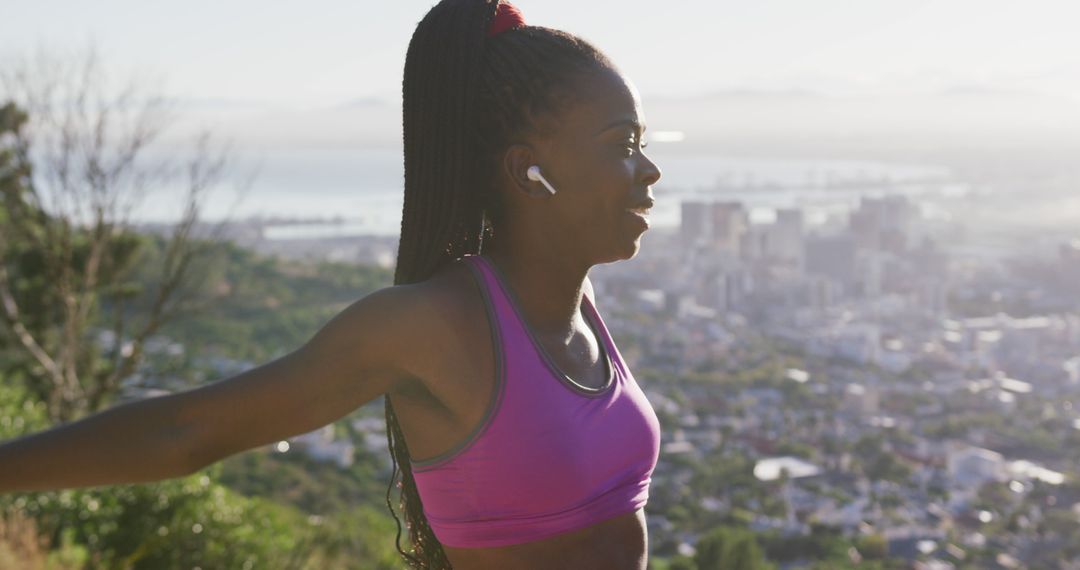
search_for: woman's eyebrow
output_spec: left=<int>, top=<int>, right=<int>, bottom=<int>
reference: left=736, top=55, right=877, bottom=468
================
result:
left=594, top=118, right=647, bottom=136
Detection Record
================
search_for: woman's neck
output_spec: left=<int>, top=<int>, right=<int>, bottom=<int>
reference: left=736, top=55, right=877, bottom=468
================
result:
left=481, top=241, right=588, bottom=338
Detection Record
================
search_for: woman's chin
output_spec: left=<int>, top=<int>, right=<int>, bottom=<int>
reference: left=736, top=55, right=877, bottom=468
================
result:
left=613, top=234, right=645, bottom=262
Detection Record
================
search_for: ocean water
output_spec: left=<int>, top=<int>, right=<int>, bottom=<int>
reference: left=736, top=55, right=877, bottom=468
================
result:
left=130, top=146, right=953, bottom=238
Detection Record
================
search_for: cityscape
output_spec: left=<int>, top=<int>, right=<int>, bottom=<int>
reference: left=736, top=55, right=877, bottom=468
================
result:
left=118, top=173, right=1080, bottom=568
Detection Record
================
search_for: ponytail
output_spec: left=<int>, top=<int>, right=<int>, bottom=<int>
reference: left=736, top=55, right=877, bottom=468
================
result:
left=385, top=1, right=612, bottom=566
left=395, top=0, right=496, bottom=286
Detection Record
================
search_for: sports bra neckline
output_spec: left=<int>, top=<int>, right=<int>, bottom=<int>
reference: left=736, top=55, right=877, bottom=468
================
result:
left=471, top=254, right=615, bottom=396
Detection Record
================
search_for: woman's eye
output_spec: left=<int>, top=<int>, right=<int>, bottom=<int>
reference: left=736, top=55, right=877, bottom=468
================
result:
left=624, top=139, right=648, bottom=153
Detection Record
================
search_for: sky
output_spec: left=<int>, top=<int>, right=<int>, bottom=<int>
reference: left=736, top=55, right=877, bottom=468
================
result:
left=3, top=1, right=1079, bottom=227
left=3, top=0, right=1080, bottom=109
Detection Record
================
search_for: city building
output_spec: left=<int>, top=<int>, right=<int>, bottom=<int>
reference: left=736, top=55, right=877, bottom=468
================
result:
left=805, top=233, right=857, bottom=293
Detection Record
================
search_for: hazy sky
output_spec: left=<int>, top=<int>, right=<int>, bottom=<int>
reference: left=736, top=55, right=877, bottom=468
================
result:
left=3, top=0, right=1080, bottom=108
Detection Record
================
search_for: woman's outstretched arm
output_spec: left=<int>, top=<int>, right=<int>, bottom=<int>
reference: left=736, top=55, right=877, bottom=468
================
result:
left=0, top=386, right=201, bottom=492
left=0, top=284, right=423, bottom=493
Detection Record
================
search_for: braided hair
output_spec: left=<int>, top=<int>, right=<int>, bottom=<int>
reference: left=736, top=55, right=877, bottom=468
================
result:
left=384, top=0, right=614, bottom=567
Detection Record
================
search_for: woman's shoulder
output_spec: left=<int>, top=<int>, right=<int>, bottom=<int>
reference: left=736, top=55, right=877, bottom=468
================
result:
left=383, top=257, right=475, bottom=310
left=414, top=257, right=485, bottom=324
left=388, top=258, right=489, bottom=396
left=392, top=257, right=486, bottom=349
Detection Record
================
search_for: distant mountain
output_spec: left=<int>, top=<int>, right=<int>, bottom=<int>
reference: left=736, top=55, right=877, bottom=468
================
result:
left=168, top=96, right=274, bottom=111
left=160, top=85, right=1080, bottom=164
left=660, top=88, right=827, bottom=102
left=644, top=84, right=1080, bottom=149
left=334, top=96, right=392, bottom=109
left=934, top=85, right=1061, bottom=99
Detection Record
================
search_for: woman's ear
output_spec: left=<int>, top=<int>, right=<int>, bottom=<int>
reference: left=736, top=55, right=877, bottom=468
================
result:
left=502, top=143, right=548, bottom=198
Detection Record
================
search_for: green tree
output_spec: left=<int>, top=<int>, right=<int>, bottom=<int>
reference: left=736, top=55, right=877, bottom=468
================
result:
left=693, top=526, right=732, bottom=570
left=1, top=62, right=402, bottom=566
left=856, top=533, right=888, bottom=560
left=1, top=392, right=401, bottom=570
left=0, top=46, right=243, bottom=423
left=729, top=537, right=770, bottom=569
left=668, top=555, right=698, bottom=570
left=694, top=526, right=774, bottom=570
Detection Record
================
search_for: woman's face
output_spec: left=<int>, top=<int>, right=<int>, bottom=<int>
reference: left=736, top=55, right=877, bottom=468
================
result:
left=504, top=66, right=662, bottom=264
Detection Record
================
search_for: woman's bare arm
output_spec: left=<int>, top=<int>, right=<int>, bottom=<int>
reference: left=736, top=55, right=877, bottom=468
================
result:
left=0, top=389, right=202, bottom=491
left=0, top=284, right=424, bottom=493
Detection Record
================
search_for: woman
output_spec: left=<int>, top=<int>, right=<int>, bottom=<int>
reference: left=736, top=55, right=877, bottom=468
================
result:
left=0, top=0, right=663, bottom=567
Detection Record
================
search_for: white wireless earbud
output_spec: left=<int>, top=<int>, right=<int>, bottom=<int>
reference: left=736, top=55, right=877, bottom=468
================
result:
left=526, top=165, right=557, bottom=195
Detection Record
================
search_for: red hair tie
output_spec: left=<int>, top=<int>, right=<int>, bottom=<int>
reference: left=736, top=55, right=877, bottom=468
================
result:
left=488, top=1, right=526, bottom=37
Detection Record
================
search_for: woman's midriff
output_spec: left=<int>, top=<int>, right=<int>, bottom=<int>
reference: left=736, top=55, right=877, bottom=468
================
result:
left=440, top=507, right=648, bottom=570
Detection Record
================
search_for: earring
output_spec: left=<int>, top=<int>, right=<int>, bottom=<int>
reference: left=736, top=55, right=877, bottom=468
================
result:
left=481, top=210, right=495, bottom=241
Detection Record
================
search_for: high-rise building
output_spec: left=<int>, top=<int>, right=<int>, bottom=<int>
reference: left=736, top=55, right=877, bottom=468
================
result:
left=711, top=201, right=748, bottom=252
left=712, top=268, right=753, bottom=312
left=740, top=224, right=771, bottom=260
left=804, top=233, right=857, bottom=290
left=680, top=201, right=712, bottom=249
left=1060, top=240, right=1080, bottom=298
left=918, top=277, right=949, bottom=316
left=807, top=276, right=840, bottom=309
left=849, top=195, right=915, bottom=253
left=857, top=251, right=883, bottom=298
left=773, top=208, right=805, bottom=265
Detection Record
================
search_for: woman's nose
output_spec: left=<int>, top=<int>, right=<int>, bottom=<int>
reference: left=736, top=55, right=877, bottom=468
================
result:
left=640, top=154, right=661, bottom=186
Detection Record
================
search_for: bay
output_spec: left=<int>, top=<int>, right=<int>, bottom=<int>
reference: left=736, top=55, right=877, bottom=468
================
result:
left=129, top=146, right=953, bottom=238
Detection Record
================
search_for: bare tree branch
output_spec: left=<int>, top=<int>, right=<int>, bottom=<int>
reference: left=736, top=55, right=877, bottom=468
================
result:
left=0, top=43, right=250, bottom=422
left=0, top=260, right=61, bottom=380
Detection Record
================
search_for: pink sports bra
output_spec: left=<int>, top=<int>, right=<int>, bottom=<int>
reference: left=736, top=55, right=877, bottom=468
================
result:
left=409, top=254, right=662, bottom=548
